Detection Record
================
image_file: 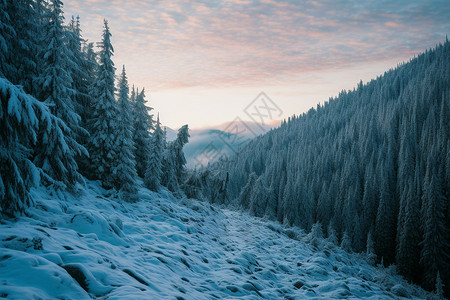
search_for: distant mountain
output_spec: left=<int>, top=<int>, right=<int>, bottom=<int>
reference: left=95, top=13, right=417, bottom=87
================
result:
left=163, top=126, right=178, bottom=142
left=183, top=120, right=281, bottom=169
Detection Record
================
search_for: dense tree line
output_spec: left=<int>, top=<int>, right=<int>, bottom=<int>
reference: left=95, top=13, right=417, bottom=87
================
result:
left=200, top=40, right=450, bottom=296
left=0, top=1, right=189, bottom=214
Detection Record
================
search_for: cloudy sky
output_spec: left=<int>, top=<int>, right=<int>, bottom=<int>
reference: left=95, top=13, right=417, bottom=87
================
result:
left=64, top=0, right=449, bottom=129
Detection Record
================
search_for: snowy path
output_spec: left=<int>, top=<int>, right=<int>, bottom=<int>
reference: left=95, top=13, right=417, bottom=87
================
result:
left=0, top=182, right=430, bottom=299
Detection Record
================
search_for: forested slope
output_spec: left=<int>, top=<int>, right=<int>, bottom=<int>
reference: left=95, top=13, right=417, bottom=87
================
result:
left=201, top=40, right=450, bottom=295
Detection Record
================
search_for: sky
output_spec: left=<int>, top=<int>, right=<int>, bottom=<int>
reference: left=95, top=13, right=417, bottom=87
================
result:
left=64, top=0, right=450, bottom=130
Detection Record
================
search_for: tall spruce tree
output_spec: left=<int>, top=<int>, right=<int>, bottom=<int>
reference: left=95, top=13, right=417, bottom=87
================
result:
left=0, top=1, right=16, bottom=80
left=161, top=125, right=189, bottom=192
left=133, top=88, right=153, bottom=177
left=1, top=0, right=44, bottom=94
left=144, top=113, right=164, bottom=192
left=113, top=66, right=137, bottom=201
left=66, top=16, right=89, bottom=129
left=239, top=173, right=257, bottom=210
left=33, top=0, right=86, bottom=188
left=80, top=41, right=97, bottom=128
left=421, top=157, right=449, bottom=290
left=171, top=124, right=189, bottom=181
left=0, top=78, right=67, bottom=215
left=87, top=19, right=117, bottom=188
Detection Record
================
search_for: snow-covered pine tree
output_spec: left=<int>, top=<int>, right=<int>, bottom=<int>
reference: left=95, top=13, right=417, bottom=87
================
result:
left=239, top=173, right=257, bottom=210
left=307, top=222, right=324, bottom=248
left=129, top=84, right=136, bottom=117
left=182, top=170, right=203, bottom=199
left=75, top=41, right=97, bottom=176
left=144, top=113, right=164, bottom=192
left=420, top=156, right=449, bottom=290
left=434, top=272, right=445, bottom=300
left=79, top=41, right=97, bottom=129
left=161, top=125, right=189, bottom=192
left=33, top=0, right=86, bottom=188
left=0, top=1, right=15, bottom=80
left=340, top=231, right=352, bottom=252
left=283, top=173, right=297, bottom=226
left=133, top=88, right=153, bottom=177
left=113, top=65, right=137, bottom=201
left=366, top=231, right=377, bottom=265
left=374, top=151, right=397, bottom=266
left=130, top=85, right=136, bottom=102
left=0, top=0, right=44, bottom=94
left=326, top=223, right=338, bottom=246
left=171, top=124, right=189, bottom=182
left=162, top=151, right=178, bottom=192
left=1, top=79, right=40, bottom=215
left=297, top=173, right=313, bottom=231
left=87, top=20, right=118, bottom=187
left=249, top=176, right=269, bottom=217
left=396, top=162, right=423, bottom=282
left=66, top=16, right=89, bottom=130
left=0, top=78, right=66, bottom=215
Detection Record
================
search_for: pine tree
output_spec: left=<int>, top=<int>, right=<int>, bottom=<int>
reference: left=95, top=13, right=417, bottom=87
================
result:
left=66, top=16, right=90, bottom=140
left=374, top=157, right=397, bottom=265
left=0, top=78, right=66, bottom=215
left=239, top=173, right=257, bottom=210
left=133, top=88, right=153, bottom=177
left=249, top=176, right=269, bottom=217
left=161, top=124, right=189, bottom=192
left=171, top=124, right=189, bottom=182
left=283, top=173, right=297, bottom=226
left=307, top=222, right=324, bottom=248
left=421, top=158, right=449, bottom=290
left=87, top=20, right=117, bottom=187
left=33, top=0, right=86, bottom=188
left=327, top=224, right=338, bottom=246
left=363, top=232, right=375, bottom=264
left=76, top=41, right=97, bottom=175
left=396, top=163, right=422, bottom=282
left=0, top=1, right=16, bottom=80
left=79, top=41, right=97, bottom=128
left=182, top=170, right=203, bottom=199
left=341, top=231, right=352, bottom=252
left=113, top=66, right=137, bottom=201
left=1, top=0, right=44, bottom=94
left=434, top=272, right=445, bottom=300
left=297, top=174, right=313, bottom=230
left=361, top=163, right=378, bottom=239
left=144, top=113, right=164, bottom=192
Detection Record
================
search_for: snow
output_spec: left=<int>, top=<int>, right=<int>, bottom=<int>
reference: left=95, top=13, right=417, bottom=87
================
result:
left=0, top=181, right=431, bottom=299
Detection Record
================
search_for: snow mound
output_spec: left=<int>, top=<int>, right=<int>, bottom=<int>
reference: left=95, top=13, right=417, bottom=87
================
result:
left=0, top=181, right=431, bottom=299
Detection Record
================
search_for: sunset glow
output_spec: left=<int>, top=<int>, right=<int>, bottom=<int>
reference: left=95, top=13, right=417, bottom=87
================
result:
left=64, top=0, right=449, bottom=128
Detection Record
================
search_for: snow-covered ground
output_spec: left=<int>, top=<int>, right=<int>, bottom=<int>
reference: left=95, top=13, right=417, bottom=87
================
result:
left=0, top=181, right=431, bottom=299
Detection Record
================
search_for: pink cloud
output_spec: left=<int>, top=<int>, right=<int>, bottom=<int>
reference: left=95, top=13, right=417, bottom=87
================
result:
left=62, top=0, right=449, bottom=92
left=385, top=22, right=403, bottom=28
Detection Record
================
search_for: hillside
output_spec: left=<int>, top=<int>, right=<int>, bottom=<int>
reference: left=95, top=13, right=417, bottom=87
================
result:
left=0, top=182, right=431, bottom=299
left=199, top=40, right=450, bottom=295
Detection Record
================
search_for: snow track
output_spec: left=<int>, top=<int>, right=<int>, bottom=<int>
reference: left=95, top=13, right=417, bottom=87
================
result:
left=0, top=181, right=430, bottom=299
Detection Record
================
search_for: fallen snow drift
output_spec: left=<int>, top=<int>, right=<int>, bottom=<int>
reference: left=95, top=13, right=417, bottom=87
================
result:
left=0, top=181, right=430, bottom=299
